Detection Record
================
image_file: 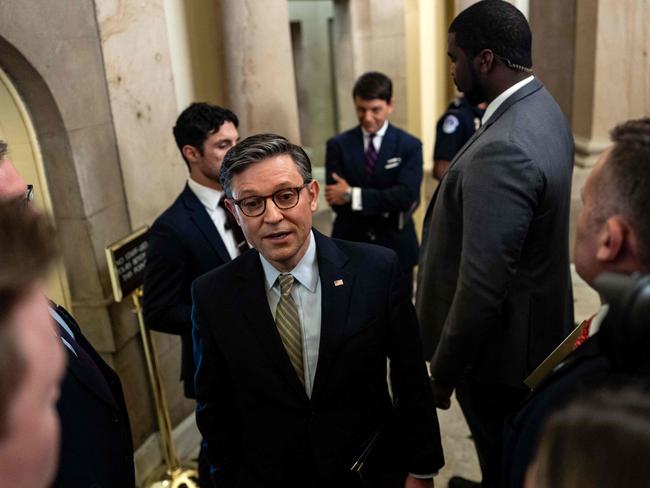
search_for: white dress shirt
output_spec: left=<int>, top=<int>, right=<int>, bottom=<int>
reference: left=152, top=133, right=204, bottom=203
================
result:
left=351, top=120, right=390, bottom=211
left=50, top=306, right=77, bottom=356
left=260, top=231, right=321, bottom=398
left=187, top=178, right=240, bottom=259
left=481, top=75, right=535, bottom=126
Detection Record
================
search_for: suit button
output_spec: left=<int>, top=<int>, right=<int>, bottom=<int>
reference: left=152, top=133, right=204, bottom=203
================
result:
left=112, top=415, right=120, bottom=423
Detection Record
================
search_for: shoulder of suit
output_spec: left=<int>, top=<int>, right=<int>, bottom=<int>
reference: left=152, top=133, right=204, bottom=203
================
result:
left=330, top=237, right=398, bottom=269
left=387, top=124, right=422, bottom=145
left=193, top=248, right=256, bottom=294
left=150, top=188, right=195, bottom=232
left=330, top=126, right=361, bottom=143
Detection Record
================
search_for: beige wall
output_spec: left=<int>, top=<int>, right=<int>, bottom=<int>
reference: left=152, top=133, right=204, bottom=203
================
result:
left=220, top=0, right=301, bottom=142
left=0, top=0, right=155, bottom=450
left=165, top=0, right=225, bottom=110
left=572, top=0, right=650, bottom=167
left=95, top=0, right=187, bottom=229
left=94, top=0, right=197, bottom=441
left=288, top=0, right=337, bottom=168
left=529, top=0, right=576, bottom=122
left=332, top=0, right=408, bottom=131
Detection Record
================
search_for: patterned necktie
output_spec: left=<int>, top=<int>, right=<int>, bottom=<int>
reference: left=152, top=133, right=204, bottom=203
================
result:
left=366, top=132, right=378, bottom=175
left=275, top=274, right=304, bottom=384
left=218, top=196, right=249, bottom=254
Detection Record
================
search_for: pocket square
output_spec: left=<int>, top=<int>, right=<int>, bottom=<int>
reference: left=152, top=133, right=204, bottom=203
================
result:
left=384, top=157, right=402, bottom=169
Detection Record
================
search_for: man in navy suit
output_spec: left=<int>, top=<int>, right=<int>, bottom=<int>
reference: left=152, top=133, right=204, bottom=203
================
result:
left=143, top=103, right=244, bottom=484
left=0, top=199, right=66, bottom=488
left=193, top=134, right=443, bottom=488
left=325, top=72, right=423, bottom=294
left=0, top=140, right=135, bottom=487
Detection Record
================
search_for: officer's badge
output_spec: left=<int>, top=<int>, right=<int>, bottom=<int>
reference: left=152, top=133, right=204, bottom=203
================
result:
left=442, top=115, right=459, bottom=134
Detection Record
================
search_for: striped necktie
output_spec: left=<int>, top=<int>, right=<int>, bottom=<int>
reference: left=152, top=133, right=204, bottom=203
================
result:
left=275, top=273, right=304, bottom=385
left=366, top=132, right=378, bottom=175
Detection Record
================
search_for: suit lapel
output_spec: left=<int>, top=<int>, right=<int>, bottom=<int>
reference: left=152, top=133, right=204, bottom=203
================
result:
left=53, top=305, right=119, bottom=410
left=182, top=185, right=231, bottom=263
left=349, top=127, right=368, bottom=183
left=310, top=231, right=354, bottom=405
left=373, top=124, right=397, bottom=176
left=234, top=253, right=309, bottom=401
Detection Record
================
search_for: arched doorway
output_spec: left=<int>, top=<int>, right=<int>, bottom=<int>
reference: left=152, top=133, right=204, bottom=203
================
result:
left=0, top=66, right=71, bottom=308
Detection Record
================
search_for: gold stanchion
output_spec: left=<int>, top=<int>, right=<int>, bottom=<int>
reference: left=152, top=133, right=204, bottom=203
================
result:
left=105, top=228, right=199, bottom=487
left=132, top=287, right=199, bottom=488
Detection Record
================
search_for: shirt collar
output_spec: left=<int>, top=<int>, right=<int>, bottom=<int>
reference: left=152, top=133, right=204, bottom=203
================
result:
left=361, top=120, right=389, bottom=138
left=481, top=75, right=535, bottom=125
left=187, top=178, right=224, bottom=210
left=260, top=230, right=318, bottom=293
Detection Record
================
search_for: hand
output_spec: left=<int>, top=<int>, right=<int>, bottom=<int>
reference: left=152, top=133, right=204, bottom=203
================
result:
left=325, top=172, right=351, bottom=205
left=430, top=378, right=453, bottom=410
left=404, top=474, right=434, bottom=488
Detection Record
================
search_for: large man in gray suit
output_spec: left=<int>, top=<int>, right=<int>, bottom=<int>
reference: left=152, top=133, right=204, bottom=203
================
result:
left=416, top=2, right=574, bottom=487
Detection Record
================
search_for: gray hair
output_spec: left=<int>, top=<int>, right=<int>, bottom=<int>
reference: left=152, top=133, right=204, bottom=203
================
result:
left=596, top=118, right=650, bottom=271
left=219, top=133, right=312, bottom=197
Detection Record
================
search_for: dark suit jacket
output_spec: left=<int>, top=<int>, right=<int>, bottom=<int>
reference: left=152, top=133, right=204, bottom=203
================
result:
left=52, top=304, right=135, bottom=488
left=326, top=124, right=423, bottom=270
left=143, top=184, right=232, bottom=398
left=417, top=79, right=575, bottom=388
left=502, top=335, right=613, bottom=488
left=192, top=230, right=443, bottom=487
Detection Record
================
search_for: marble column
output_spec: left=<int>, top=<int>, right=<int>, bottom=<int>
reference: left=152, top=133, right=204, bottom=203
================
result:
left=572, top=0, right=650, bottom=168
left=220, top=0, right=301, bottom=143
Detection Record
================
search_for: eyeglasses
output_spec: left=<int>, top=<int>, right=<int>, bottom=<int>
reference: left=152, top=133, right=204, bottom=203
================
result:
left=231, top=183, right=309, bottom=217
left=25, top=184, right=34, bottom=203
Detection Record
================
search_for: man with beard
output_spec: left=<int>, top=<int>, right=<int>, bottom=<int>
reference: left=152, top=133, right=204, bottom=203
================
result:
left=416, top=2, right=574, bottom=487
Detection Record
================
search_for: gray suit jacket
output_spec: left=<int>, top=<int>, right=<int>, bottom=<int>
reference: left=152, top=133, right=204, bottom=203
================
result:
left=416, top=78, right=575, bottom=388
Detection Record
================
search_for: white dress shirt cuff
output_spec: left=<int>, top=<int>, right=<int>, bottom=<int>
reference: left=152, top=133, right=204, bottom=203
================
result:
left=351, top=187, right=363, bottom=211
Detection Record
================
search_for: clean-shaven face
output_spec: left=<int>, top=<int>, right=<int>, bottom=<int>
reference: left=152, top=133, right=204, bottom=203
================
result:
left=354, top=96, right=393, bottom=134
left=228, top=154, right=319, bottom=272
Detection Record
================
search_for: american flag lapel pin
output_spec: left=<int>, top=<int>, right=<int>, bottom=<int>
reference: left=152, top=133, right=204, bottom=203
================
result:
left=334, top=279, right=344, bottom=287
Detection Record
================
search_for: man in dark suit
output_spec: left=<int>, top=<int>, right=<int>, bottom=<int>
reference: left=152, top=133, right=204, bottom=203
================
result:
left=193, top=134, right=443, bottom=487
left=325, top=72, right=422, bottom=294
left=51, top=302, right=135, bottom=487
left=0, top=140, right=135, bottom=487
left=143, top=102, right=243, bottom=483
left=0, top=198, right=65, bottom=488
left=416, top=3, right=575, bottom=487
left=503, top=117, right=650, bottom=488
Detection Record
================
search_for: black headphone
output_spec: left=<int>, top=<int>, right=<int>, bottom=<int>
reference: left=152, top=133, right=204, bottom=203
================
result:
left=594, top=273, right=650, bottom=374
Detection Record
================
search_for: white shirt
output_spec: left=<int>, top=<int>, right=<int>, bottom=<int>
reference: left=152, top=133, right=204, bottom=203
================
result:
left=588, top=304, right=609, bottom=337
left=260, top=231, right=321, bottom=398
left=49, top=306, right=77, bottom=356
left=351, top=120, right=390, bottom=211
left=481, top=75, right=535, bottom=125
left=187, top=178, right=240, bottom=259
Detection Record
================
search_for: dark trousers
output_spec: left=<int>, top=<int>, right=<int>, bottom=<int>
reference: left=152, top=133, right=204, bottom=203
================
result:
left=456, top=377, right=528, bottom=488
left=199, top=439, right=213, bottom=487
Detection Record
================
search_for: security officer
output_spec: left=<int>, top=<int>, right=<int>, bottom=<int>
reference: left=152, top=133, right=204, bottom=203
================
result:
left=433, top=96, right=485, bottom=180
